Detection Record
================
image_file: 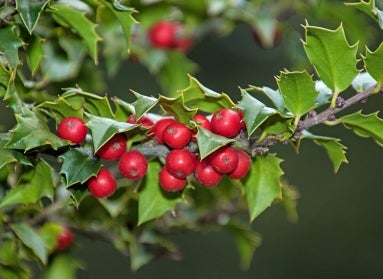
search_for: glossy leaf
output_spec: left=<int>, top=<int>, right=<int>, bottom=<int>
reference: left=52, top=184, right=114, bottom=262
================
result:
left=244, top=154, right=283, bottom=222
left=276, top=71, right=318, bottom=120
left=85, top=96, right=115, bottom=118
left=181, top=76, right=236, bottom=113
left=249, top=85, right=290, bottom=116
left=86, top=114, right=137, bottom=152
left=26, top=36, right=44, bottom=76
left=339, top=111, right=383, bottom=146
left=0, top=148, right=32, bottom=170
left=0, top=27, right=24, bottom=69
left=16, top=0, right=48, bottom=33
left=303, top=23, right=359, bottom=93
left=301, top=130, right=348, bottom=173
left=49, top=4, right=101, bottom=63
left=5, top=107, right=67, bottom=151
left=196, top=126, right=235, bottom=159
left=131, top=90, right=158, bottom=119
left=0, top=159, right=54, bottom=208
left=38, top=96, right=84, bottom=120
left=41, top=254, right=83, bottom=279
left=138, top=160, right=183, bottom=225
left=238, top=88, right=277, bottom=136
left=157, top=94, right=198, bottom=125
left=364, top=42, right=383, bottom=87
left=10, top=223, right=47, bottom=265
left=60, top=149, right=101, bottom=186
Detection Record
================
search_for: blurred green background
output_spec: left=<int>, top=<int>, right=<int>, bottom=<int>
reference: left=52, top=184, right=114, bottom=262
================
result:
left=1, top=12, right=383, bottom=279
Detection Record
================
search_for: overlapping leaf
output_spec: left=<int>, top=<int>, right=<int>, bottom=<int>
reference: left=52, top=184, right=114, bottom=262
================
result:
left=157, top=94, right=197, bottom=125
left=196, top=126, right=235, bottom=159
left=0, top=27, right=24, bottom=69
left=346, top=0, right=383, bottom=29
left=16, top=0, right=48, bottom=33
left=130, top=90, right=158, bottom=119
left=364, top=42, right=383, bottom=87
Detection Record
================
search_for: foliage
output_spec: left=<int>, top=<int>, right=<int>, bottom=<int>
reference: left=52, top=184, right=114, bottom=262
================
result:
left=0, top=0, right=383, bottom=278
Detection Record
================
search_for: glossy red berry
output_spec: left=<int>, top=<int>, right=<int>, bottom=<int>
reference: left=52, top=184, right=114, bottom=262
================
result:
left=96, top=134, right=126, bottom=161
left=148, top=21, right=191, bottom=51
left=88, top=168, right=117, bottom=198
left=162, top=122, right=192, bottom=149
left=57, top=116, right=87, bottom=144
left=55, top=226, right=74, bottom=252
left=193, top=114, right=211, bottom=130
left=210, top=108, right=242, bottom=138
left=119, top=150, right=148, bottom=180
left=127, top=114, right=154, bottom=127
left=208, top=145, right=239, bottom=174
left=153, top=118, right=175, bottom=144
left=159, top=167, right=187, bottom=192
left=227, top=149, right=251, bottom=179
left=165, top=149, right=197, bottom=178
left=194, top=159, right=222, bottom=187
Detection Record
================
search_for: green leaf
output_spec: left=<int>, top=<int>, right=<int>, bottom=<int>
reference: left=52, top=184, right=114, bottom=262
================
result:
left=86, top=114, right=137, bottom=152
left=38, top=96, right=84, bottom=120
left=0, top=159, right=54, bottom=208
left=10, top=223, right=47, bottom=265
left=243, top=154, right=283, bottom=222
left=129, top=241, right=156, bottom=271
left=85, top=96, right=115, bottom=118
left=225, top=221, right=261, bottom=270
left=301, top=130, right=348, bottom=173
left=41, top=254, right=83, bottom=279
left=60, top=149, right=101, bottom=186
left=38, top=222, right=63, bottom=253
left=157, top=94, right=198, bottom=125
left=238, top=88, right=277, bottom=136
left=303, top=23, right=359, bottom=94
left=5, top=107, right=67, bottom=151
left=314, top=80, right=333, bottom=107
left=49, top=4, right=101, bottom=63
left=0, top=27, right=24, bottom=69
left=99, top=0, right=137, bottom=50
left=0, top=63, right=10, bottom=97
left=280, top=180, right=299, bottom=223
left=0, top=268, right=29, bottom=279
left=196, top=126, right=235, bottom=159
left=248, top=85, right=291, bottom=116
left=181, top=76, right=236, bottom=113
left=364, top=42, right=383, bottom=87
left=0, top=240, right=20, bottom=267
left=339, top=110, right=383, bottom=146
left=138, top=160, right=183, bottom=225
left=131, top=90, right=158, bottom=119
left=26, top=36, right=44, bottom=76
left=0, top=148, right=32, bottom=170
left=16, top=0, right=48, bottom=33
left=276, top=70, right=318, bottom=121
left=345, top=0, right=383, bottom=29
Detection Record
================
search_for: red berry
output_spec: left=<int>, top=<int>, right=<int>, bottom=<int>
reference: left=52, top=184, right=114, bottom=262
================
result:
left=193, top=114, right=211, bottom=130
left=96, top=134, right=126, bottom=161
left=57, top=116, right=87, bottom=144
left=55, top=226, right=74, bottom=252
left=208, top=145, right=239, bottom=174
left=210, top=108, right=241, bottom=138
left=194, top=159, right=222, bottom=187
left=127, top=114, right=154, bottom=127
left=88, top=168, right=117, bottom=198
left=153, top=118, right=175, bottom=144
left=162, top=122, right=191, bottom=149
left=165, top=149, right=197, bottom=178
left=227, top=149, right=251, bottom=179
left=159, top=167, right=186, bottom=192
left=148, top=21, right=178, bottom=49
left=119, top=150, right=148, bottom=180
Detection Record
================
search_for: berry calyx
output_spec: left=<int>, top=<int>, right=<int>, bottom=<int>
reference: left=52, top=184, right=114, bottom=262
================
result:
left=165, top=149, right=197, bottom=178
left=57, top=116, right=87, bottom=144
left=210, top=108, right=242, bottom=138
left=194, top=159, right=222, bottom=187
left=208, top=145, right=239, bottom=174
left=55, top=226, right=74, bottom=252
left=227, top=149, right=251, bottom=179
left=88, top=168, right=117, bottom=198
left=159, top=167, right=187, bottom=192
left=162, top=121, right=192, bottom=149
left=119, top=150, right=148, bottom=180
left=153, top=118, right=175, bottom=144
left=96, top=133, right=127, bottom=161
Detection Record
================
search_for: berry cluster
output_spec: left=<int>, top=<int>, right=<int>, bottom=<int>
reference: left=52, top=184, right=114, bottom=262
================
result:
left=57, top=108, right=252, bottom=198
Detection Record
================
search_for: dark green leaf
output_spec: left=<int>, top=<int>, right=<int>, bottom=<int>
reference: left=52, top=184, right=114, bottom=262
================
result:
left=41, top=254, right=83, bottom=279
left=60, top=149, right=101, bottom=186
left=196, top=126, right=235, bottom=159
left=303, top=23, right=359, bottom=93
left=181, top=76, right=236, bottom=113
left=238, top=89, right=277, bottom=136
left=276, top=71, right=318, bottom=120
left=0, top=27, right=24, bottom=69
left=16, top=0, right=48, bottom=33
left=0, top=148, right=32, bottom=170
left=5, top=107, right=67, bottom=151
left=86, top=114, right=137, bottom=152
left=131, top=90, right=158, bottom=119
left=243, top=154, right=283, bottom=222
left=10, top=223, right=47, bottom=265
left=49, top=4, right=101, bottom=63
left=129, top=241, right=155, bottom=271
left=138, top=160, right=183, bottom=225
left=248, top=85, right=291, bottom=116
left=26, top=36, right=44, bottom=76
left=339, top=110, right=383, bottom=146
left=157, top=94, right=198, bottom=125
left=0, top=63, right=10, bottom=97
left=364, top=42, right=383, bottom=87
